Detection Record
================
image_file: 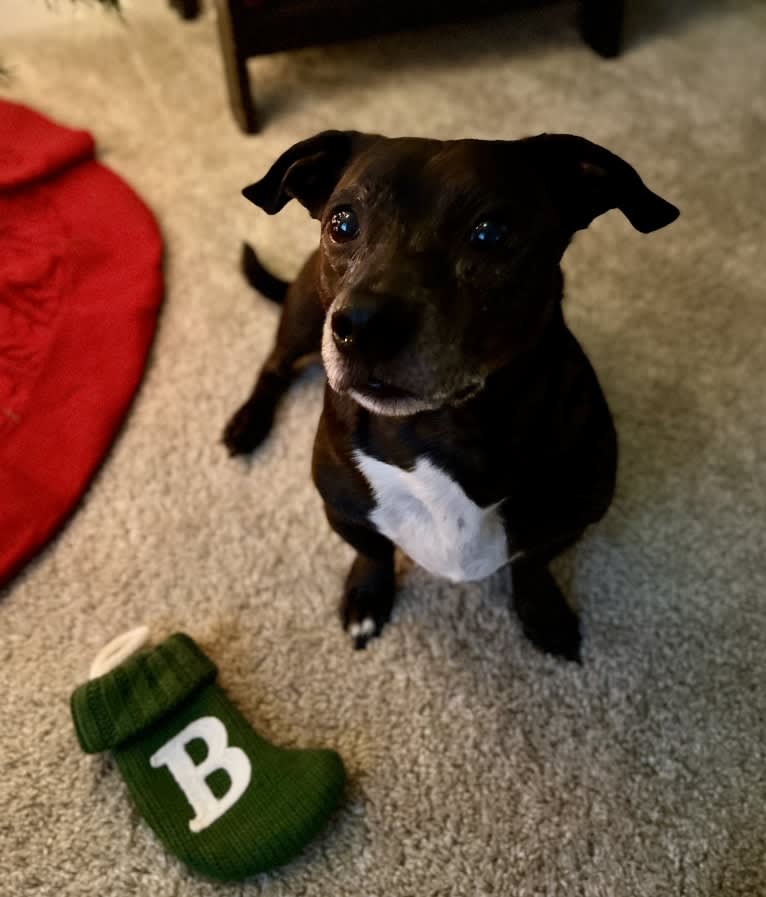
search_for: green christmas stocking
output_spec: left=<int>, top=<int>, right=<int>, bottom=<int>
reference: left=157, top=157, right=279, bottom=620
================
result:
left=71, top=628, right=346, bottom=881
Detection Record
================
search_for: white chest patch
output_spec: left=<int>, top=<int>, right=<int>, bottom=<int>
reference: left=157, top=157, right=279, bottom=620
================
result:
left=353, top=450, right=509, bottom=583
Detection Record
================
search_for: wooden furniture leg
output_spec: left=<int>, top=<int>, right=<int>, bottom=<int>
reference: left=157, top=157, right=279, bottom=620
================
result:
left=215, top=0, right=259, bottom=133
left=580, top=0, right=624, bottom=58
left=169, top=0, right=201, bottom=21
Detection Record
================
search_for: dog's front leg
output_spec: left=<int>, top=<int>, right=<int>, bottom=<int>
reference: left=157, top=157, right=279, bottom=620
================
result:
left=223, top=348, right=297, bottom=456
left=324, top=508, right=396, bottom=650
left=510, top=560, right=582, bottom=663
left=224, top=251, right=324, bottom=456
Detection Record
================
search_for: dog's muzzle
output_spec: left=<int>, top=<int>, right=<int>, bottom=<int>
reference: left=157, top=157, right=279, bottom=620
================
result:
left=329, top=290, right=415, bottom=364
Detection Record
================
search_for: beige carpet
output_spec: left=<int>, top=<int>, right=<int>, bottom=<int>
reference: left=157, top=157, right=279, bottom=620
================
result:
left=2, top=1, right=765, bottom=894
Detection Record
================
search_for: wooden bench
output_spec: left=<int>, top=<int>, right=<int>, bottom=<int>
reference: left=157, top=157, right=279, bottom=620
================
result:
left=176, top=0, right=624, bottom=133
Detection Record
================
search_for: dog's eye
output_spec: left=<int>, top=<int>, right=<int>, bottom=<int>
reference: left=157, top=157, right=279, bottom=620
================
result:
left=469, top=219, right=508, bottom=247
left=329, top=207, right=360, bottom=243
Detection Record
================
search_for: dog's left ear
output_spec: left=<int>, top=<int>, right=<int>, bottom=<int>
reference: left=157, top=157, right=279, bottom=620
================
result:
left=242, top=130, right=377, bottom=219
left=525, top=134, right=680, bottom=234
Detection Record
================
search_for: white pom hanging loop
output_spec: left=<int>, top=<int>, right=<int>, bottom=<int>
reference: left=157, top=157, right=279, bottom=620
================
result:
left=89, top=625, right=150, bottom=680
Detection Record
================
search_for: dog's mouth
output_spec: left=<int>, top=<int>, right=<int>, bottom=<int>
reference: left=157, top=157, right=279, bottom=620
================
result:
left=347, top=375, right=434, bottom=416
left=321, top=316, right=484, bottom=415
left=355, top=376, right=417, bottom=401
left=347, top=374, right=485, bottom=417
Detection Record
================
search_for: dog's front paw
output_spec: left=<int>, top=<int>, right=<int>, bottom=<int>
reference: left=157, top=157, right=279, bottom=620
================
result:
left=512, top=564, right=582, bottom=663
left=519, top=605, right=582, bottom=663
left=222, top=400, right=274, bottom=456
left=340, top=555, right=395, bottom=650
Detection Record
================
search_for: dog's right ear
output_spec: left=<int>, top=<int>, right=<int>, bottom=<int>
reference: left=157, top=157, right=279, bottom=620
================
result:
left=523, top=134, right=680, bottom=235
left=242, top=130, right=375, bottom=219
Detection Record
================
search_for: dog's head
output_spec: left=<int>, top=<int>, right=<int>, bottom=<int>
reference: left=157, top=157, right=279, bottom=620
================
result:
left=244, top=131, right=678, bottom=416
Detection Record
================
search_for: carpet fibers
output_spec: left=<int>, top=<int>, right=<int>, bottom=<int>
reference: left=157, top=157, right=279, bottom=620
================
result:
left=1, top=1, right=765, bottom=894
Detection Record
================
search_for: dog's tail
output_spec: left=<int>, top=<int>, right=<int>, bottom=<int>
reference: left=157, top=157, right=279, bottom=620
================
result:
left=241, top=242, right=289, bottom=305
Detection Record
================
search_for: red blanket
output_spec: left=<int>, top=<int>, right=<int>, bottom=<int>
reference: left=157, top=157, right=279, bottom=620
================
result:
left=0, top=101, right=163, bottom=588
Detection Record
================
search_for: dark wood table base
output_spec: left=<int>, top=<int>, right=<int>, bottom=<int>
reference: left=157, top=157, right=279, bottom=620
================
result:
left=171, top=0, right=625, bottom=134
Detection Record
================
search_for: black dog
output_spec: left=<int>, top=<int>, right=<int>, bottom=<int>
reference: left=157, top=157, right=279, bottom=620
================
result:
left=224, top=131, right=678, bottom=660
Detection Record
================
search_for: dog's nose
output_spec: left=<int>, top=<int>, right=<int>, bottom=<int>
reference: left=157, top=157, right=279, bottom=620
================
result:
left=331, top=292, right=413, bottom=361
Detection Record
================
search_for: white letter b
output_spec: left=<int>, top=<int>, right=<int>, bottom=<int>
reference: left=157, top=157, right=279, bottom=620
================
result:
left=150, top=716, right=252, bottom=833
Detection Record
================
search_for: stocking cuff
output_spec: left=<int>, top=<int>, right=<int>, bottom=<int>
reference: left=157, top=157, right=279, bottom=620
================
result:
left=71, top=633, right=217, bottom=753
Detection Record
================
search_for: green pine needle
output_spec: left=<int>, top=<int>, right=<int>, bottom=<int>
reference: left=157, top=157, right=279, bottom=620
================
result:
left=55, top=0, right=121, bottom=10
left=73, top=0, right=121, bottom=8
